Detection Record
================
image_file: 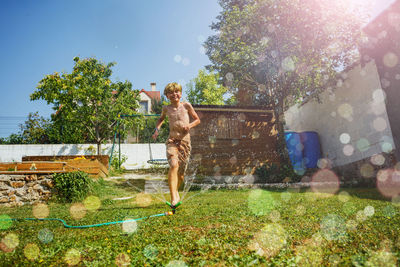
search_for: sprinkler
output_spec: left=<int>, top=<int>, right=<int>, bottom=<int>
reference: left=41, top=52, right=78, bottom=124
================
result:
left=165, top=201, right=182, bottom=214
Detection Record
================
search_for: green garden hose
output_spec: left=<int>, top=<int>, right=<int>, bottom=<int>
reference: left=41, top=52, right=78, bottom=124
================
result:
left=1, top=211, right=174, bottom=229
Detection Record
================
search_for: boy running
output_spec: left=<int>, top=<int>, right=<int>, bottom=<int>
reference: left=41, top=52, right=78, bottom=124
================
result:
left=152, top=82, right=200, bottom=209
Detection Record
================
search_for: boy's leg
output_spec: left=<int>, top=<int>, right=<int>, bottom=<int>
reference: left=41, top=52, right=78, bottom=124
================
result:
left=177, top=173, right=185, bottom=191
left=168, top=157, right=180, bottom=205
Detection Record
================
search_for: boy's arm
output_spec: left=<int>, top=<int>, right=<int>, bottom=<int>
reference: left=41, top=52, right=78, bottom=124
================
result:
left=184, top=103, right=201, bottom=129
left=152, top=106, right=167, bottom=140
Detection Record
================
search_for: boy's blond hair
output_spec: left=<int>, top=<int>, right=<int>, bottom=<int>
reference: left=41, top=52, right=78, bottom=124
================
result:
left=164, top=82, right=182, bottom=96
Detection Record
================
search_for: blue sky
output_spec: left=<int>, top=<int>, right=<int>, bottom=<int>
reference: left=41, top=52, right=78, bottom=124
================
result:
left=0, top=0, right=395, bottom=138
left=0, top=0, right=221, bottom=137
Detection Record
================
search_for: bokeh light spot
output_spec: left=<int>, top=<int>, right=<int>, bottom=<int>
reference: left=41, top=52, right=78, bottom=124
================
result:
left=268, top=210, right=281, bottom=222
left=33, top=203, right=49, bottom=219
left=69, top=203, right=87, bottom=220
left=356, top=138, right=370, bottom=152
left=248, top=223, right=287, bottom=258
left=383, top=52, right=399, bottom=68
left=338, top=103, right=353, bottom=120
left=346, top=219, right=358, bottom=231
left=371, top=154, right=385, bottom=166
left=343, top=144, right=354, bottom=156
left=366, top=250, right=397, bottom=266
left=381, top=142, right=393, bottom=153
left=338, top=191, right=350, bottom=202
left=248, top=189, right=275, bottom=216
left=115, top=253, right=130, bottom=267
left=317, top=158, right=331, bottom=169
left=143, top=244, right=158, bottom=260
left=372, top=117, right=387, bottom=132
left=339, top=133, right=351, bottom=144
left=1, top=233, right=19, bottom=252
left=356, top=210, right=367, bottom=222
left=24, top=243, right=40, bottom=261
left=0, top=214, right=12, bottom=230
left=320, top=214, right=347, bottom=241
left=280, top=191, right=292, bottom=202
left=360, top=163, right=374, bottom=178
left=122, top=218, right=138, bottom=234
left=377, top=169, right=400, bottom=198
left=372, top=89, right=386, bottom=103
left=282, top=57, right=295, bottom=71
left=392, top=195, right=400, bottom=207
left=38, top=228, right=53, bottom=244
left=382, top=205, right=397, bottom=218
left=311, top=169, right=340, bottom=196
left=173, top=55, right=182, bottom=63
left=64, top=248, right=81, bottom=266
left=83, top=196, right=101, bottom=211
left=135, top=193, right=153, bottom=208
left=364, top=205, right=375, bottom=217
left=182, top=58, right=190, bottom=66
left=166, top=260, right=188, bottom=267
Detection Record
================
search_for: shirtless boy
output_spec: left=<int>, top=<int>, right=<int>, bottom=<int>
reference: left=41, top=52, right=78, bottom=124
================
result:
left=152, top=82, right=200, bottom=209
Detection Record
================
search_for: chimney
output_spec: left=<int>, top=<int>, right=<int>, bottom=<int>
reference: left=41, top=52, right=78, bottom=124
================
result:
left=150, top=82, right=156, bottom=91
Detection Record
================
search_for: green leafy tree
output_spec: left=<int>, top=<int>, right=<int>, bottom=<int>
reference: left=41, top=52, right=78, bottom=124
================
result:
left=205, top=0, right=367, bottom=161
left=0, top=133, right=24, bottom=144
left=31, top=57, right=141, bottom=154
left=19, top=112, right=51, bottom=144
left=186, top=69, right=231, bottom=105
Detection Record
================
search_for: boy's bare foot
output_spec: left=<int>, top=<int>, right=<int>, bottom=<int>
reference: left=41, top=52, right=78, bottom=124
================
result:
left=171, top=197, right=180, bottom=207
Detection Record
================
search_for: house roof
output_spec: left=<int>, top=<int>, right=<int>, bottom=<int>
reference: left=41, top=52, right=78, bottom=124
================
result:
left=139, top=89, right=161, bottom=101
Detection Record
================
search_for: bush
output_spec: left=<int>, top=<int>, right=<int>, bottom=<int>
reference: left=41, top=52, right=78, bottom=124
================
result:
left=255, top=163, right=301, bottom=183
left=52, top=171, right=94, bottom=202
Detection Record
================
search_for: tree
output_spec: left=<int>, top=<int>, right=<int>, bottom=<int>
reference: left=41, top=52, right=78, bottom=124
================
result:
left=205, top=0, right=367, bottom=162
left=31, top=57, right=141, bottom=155
left=186, top=69, right=232, bottom=105
left=19, top=112, right=51, bottom=144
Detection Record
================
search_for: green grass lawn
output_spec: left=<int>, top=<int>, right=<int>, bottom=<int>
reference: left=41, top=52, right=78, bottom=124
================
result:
left=1, top=180, right=399, bottom=266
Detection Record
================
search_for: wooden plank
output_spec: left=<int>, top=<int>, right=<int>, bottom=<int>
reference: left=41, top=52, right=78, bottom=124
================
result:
left=22, top=155, right=109, bottom=169
left=0, top=170, right=67, bottom=175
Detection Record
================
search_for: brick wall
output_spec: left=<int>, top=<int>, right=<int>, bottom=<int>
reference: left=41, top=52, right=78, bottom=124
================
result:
left=190, top=106, right=279, bottom=178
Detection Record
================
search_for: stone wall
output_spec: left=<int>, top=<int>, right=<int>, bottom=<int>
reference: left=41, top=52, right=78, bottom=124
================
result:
left=0, top=175, right=53, bottom=206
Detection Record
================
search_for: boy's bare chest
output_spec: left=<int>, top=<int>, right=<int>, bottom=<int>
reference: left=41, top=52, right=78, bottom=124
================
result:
left=166, top=105, right=189, bottom=121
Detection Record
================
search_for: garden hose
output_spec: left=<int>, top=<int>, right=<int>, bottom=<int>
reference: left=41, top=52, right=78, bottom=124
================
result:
left=1, top=211, right=174, bottom=229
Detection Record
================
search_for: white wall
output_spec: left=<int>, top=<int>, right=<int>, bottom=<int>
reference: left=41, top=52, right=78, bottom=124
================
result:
left=284, top=61, right=395, bottom=167
left=0, top=143, right=166, bottom=170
